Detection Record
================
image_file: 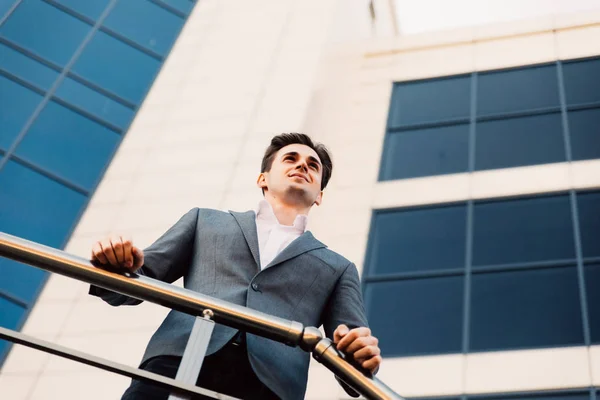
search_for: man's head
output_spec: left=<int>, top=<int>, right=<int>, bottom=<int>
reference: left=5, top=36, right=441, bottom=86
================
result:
left=257, top=133, right=333, bottom=208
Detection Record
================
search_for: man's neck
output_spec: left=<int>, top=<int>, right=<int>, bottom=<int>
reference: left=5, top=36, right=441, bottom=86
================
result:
left=264, top=194, right=311, bottom=226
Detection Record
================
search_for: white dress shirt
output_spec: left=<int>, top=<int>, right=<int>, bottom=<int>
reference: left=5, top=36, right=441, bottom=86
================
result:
left=255, top=200, right=308, bottom=269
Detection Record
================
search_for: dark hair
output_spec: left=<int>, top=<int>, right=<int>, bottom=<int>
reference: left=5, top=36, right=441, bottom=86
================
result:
left=261, top=133, right=333, bottom=191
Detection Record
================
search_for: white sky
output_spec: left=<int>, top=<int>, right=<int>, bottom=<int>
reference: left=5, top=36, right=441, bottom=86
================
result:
left=394, top=0, right=600, bottom=34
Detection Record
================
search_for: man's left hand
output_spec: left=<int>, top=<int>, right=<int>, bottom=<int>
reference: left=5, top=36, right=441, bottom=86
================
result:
left=334, top=324, right=381, bottom=374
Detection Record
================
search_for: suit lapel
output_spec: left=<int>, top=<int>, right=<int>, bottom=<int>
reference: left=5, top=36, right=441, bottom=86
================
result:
left=229, top=210, right=261, bottom=270
left=265, top=231, right=327, bottom=269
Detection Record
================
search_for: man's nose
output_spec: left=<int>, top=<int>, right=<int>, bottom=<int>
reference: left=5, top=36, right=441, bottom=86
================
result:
left=295, top=161, right=308, bottom=172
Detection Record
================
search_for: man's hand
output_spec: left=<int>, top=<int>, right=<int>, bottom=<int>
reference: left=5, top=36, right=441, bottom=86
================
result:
left=91, top=235, right=144, bottom=272
left=334, top=324, right=381, bottom=374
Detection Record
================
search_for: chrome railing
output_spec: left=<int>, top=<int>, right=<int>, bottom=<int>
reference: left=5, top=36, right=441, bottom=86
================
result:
left=0, top=231, right=403, bottom=400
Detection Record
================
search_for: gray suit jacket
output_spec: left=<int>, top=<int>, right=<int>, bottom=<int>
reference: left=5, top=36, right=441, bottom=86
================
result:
left=90, top=208, right=369, bottom=399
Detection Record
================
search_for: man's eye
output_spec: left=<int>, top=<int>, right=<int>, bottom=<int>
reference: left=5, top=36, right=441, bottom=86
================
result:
left=310, top=164, right=319, bottom=170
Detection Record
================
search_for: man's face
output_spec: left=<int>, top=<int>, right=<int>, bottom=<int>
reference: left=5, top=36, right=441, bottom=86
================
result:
left=258, top=144, right=323, bottom=207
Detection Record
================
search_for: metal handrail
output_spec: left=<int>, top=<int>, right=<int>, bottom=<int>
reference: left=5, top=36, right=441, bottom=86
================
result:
left=0, top=231, right=403, bottom=400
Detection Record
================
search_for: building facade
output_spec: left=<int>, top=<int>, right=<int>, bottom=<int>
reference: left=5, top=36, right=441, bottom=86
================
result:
left=0, top=0, right=599, bottom=399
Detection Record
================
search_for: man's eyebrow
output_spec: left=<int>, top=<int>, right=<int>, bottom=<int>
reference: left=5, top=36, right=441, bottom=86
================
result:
left=282, top=151, right=321, bottom=166
left=307, top=156, right=321, bottom=166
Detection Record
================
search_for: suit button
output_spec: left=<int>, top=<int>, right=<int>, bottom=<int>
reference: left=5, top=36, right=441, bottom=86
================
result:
left=251, top=283, right=259, bottom=291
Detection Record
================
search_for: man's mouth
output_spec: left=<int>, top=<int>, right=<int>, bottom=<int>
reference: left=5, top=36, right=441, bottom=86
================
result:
left=289, top=173, right=309, bottom=182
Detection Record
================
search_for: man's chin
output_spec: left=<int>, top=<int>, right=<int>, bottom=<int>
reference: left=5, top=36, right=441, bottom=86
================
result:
left=282, top=187, right=313, bottom=206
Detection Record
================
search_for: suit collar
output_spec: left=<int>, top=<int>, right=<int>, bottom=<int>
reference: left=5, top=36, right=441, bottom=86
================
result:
left=265, top=231, right=327, bottom=269
left=230, top=210, right=261, bottom=269
left=229, top=210, right=327, bottom=271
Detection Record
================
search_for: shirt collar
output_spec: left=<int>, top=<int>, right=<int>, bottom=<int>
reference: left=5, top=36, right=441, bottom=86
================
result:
left=255, top=199, right=308, bottom=232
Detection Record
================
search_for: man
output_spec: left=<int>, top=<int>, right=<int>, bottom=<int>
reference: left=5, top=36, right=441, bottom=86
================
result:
left=90, top=133, right=381, bottom=400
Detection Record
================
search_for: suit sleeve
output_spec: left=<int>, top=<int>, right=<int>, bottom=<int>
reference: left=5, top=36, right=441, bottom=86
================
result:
left=89, top=208, right=199, bottom=306
left=322, top=262, right=370, bottom=398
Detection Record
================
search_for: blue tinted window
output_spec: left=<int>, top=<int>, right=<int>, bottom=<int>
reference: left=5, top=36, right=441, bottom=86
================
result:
left=0, top=260, right=47, bottom=305
left=563, top=58, right=600, bottom=106
left=15, top=101, right=120, bottom=190
left=161, top=0, right=194, bottom=14
left=578, top=191, right=600, bottom=259
left=54, top=78, right=135, bottom=129
left=103, top=0, right=184, bottom=56
left=472, top=194, right=574, bottom=267
left=0, top=43, right=59, bottom=90
left=389, top=76, right=471, bottom=127
left=478, top=65, right=560, bottom=116
left=365, top=277, right=464, bottom=356
left=72, top=31, right=161, bottom=103
left=475, top=113, right=565, bottom=171
left=0, top=0, right=18, bottom=20
left=569, top=108, right=600, bottom=162
left=0, top=0, right=91, bottom=66
left=52, top=0, right=109, bottom=20
left=470, top=267, right=583, bottom=351
left=585, top=263, right=600, bottom=343
left=0, top=76, right=43, bottom=150
left=368, top=205, right=467, bottom=275
left=0, top=160, right=86, bottom=247
left=0, top=297, right=25, bottom=362
left=381, top=124, right=469, bottom=180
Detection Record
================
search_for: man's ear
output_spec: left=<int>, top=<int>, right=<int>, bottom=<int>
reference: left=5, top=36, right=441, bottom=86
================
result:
left=314, top=191, right=323, bottom=206
left=257, top=173, right=268, bottom=190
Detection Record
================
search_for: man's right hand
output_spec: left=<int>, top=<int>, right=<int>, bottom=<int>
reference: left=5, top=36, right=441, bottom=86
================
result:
left=91, top=235, right=144, bottom=272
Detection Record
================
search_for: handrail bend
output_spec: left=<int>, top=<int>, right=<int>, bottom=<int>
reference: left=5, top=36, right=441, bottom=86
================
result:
left=0, top=232, right=403, bottom=400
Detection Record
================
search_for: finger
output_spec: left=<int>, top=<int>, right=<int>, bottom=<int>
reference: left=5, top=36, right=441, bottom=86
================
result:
left=91, top=242, right=108, bottom=264
left=362, top=355, right=382, bottom=372
left=121, top=235, right=133, bottom=268
left=345, top=335, right=377, bottom=354
left=337, top=327, right=371, bottom=351
left=132, top=246, right=144, bottom=270
left=334, top=324, right=349, bottom=344
left=353, top=345, right=380, bottom=361
left=111, top=235, right=125, bottom=264
left=101, top=238, right=118, bottom=266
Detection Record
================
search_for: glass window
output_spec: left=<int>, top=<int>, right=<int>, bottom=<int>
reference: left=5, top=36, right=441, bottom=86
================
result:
left=52, top=0, right=109, bottom=20
left=470, top=267, right=583, bottom=351
left=0, top=0, right=91, bottom=67
left=14, top=101, right=120, bottom=190
left=569, top=108, right=600, bottom=162
left=367, top=205, right=467, bottom=275
left=0, top=43, right=59, bottom=90
left=586, top=263, right=600, bottom=344
left=0, top=297, right=26, bottom=363
left=0, top=76, right=44, bottom=150
left=0, top=161, right=85, bottom=301
left=472, top=194, right=575, bottom=267
left=475, top=113, right=565, bottom=171
left=103, top=0, right=185, bottom=56
left=563, top=58, right=600, bottom=106
left=477, top=64, right=560, bottom=116
left=161, top=0, right=194, bottom=14
left=577, top=191, right=600, bottom=259
left=0, top=0, right=18, bottom=20
left=389, top=76, right=471, bottom=127
left=0, top=160, right=86, bottom=246
left=72, top=30, right=161, bottom=104
left=365, top=276, right=464, bottom=356
left=0, top=260, right=47, bottom=306
left=54, top=77, right=135, bottom=129
left=381, top=124, right=469, bottom=180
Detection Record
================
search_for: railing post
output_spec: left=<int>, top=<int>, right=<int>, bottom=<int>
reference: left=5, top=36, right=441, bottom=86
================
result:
left=168, top=309, right=216, bottom=400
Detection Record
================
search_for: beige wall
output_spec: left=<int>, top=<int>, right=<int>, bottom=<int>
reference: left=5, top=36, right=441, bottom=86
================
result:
left=1, top=1, right=600, bottom=399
